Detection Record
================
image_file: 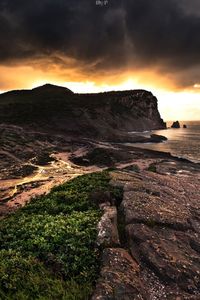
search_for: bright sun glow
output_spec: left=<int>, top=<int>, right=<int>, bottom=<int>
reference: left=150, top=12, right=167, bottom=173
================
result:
left=1, top=76, right=200, bottom=122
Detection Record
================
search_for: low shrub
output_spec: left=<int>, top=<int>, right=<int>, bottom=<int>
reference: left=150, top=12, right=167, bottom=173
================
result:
left=0, top=171, right=117, bottom=299
left=147, top=164, right=157, bottom=173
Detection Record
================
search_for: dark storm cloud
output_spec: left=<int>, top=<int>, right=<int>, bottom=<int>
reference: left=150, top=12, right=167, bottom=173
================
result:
left=0, top=0, right=200, bottom=87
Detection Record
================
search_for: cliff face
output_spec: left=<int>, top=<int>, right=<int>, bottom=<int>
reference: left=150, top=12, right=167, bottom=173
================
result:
left=81, top=90, right=166, bottom=132
left=0, top=84, right=166, bottom=139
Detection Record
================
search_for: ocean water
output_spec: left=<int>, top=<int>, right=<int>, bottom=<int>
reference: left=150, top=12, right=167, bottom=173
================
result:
left=133, top=121, right=200, bottom=163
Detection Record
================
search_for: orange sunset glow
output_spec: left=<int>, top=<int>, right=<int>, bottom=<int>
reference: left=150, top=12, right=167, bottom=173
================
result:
left=1, top=2, right=200, bottom=298
left=0, top=0, right=200, bottom=122
left=0, top=63, right=199, bottom=121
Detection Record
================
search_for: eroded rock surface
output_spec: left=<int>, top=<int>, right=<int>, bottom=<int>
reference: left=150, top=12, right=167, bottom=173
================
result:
left=91, top=248, right=144, bottom=300
left=93, top=160, right=200, bottom=299
left=97, top=205, right=120, bottom=248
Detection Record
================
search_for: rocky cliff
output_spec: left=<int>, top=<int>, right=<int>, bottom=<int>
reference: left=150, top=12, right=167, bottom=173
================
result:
left=0, top=84, right=166, bottom=140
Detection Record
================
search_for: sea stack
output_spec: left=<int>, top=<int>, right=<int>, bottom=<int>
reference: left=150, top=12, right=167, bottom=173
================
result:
left=171, top=121, right=180, bottom=128
left=183, top=124, right=187, bottom=128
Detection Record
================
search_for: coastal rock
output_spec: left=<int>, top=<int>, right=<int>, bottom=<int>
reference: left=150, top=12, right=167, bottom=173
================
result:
left=126, top=224, right=200, bottom=293
left=150, top=134, right=167, bottom=143
left=91, top=248, right=144, bottom=300
left=171, top=121, right=180, bottom=128
left=0, top=85, right=166, bottom=141
left=90, top=190, right=114, bottom=206
left=1, top=120, right=200, bottom=298
left=96, top=205, right=120, bottom=248
left=183, top=124, right=187, bottom=128
left=1, top=85, right=200, bottom=298
left=106, top=164, right=200, bottom=298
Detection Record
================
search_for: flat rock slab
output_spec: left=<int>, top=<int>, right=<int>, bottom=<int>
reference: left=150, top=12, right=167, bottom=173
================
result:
left=91, top=248, right=145, bottom=300
left=107, top=163, right=200, bottom=299
left=127, top=224, right=200, bottom=294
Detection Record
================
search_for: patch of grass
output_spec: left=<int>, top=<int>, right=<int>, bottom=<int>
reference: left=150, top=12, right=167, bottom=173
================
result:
left=147, top=164, right=157, bottom=173
left=0, top=250, right=91, bottom=300
left=0, top=171, right=116, bottom=299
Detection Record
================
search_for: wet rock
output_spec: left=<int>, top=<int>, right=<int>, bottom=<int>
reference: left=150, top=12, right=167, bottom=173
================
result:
left=150, top=134, right=168, bottom=143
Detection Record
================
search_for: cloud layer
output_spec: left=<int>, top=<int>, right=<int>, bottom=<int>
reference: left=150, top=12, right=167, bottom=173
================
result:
left=0, top=0, right=200, bottom=89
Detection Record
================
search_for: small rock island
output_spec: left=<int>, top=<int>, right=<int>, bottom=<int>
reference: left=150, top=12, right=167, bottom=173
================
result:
left=171, top=120, right=180, bottom=128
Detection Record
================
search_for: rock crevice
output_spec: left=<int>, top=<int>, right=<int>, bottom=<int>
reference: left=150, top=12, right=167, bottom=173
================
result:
left=93, top=162, right=200, bottom=299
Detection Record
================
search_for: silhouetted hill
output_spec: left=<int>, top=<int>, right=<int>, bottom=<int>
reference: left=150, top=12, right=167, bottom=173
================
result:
left=0, top=84, right=166, bottom=140
left=32, top=84, right=73, bottom=95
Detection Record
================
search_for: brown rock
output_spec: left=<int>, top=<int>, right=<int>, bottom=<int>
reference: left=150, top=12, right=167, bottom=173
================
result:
left=96, top=206, right=120, bottom=248
left=126, top=224, right=200, bottom=293
left=107, top=165, right=200, bottom=298
left=150, top=134, right=168, bottom=143
left=91, top=248, right=145, bottom=300
left=90, top=190, right=114, bottom=206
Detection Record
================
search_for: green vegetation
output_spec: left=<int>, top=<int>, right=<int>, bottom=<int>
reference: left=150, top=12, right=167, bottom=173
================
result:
left=147, top=163, right=157, bottom=173
left=0, top=171, right=119, bottom=300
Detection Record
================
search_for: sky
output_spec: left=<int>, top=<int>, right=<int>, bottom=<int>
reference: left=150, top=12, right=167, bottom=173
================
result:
left=0, top=0, right=200, bottom=121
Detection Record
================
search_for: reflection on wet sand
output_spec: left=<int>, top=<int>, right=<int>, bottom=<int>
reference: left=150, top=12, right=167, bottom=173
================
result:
left=0, top=152, right=100, bottom=216
left=129, top=123, right=200, bottom=163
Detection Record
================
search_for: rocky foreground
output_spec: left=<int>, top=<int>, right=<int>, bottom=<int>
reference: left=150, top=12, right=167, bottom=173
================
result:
left=0, top=123, right=166, bottom=216
left=0, top=84, right=199, bottom=298
left=92, top=158, right=200, bottom=299
left=1, top=127, right=200, bottom=298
